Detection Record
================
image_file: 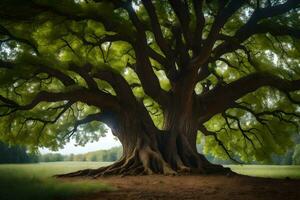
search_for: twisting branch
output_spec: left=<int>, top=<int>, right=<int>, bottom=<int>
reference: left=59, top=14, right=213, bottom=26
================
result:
left=192, top=0, right=205, bottom=53
left=0, top=94, right=18, bottom=108
left=121, top=1, right=171, bottom=107
left=69, top=63, right=98, bottom=90
left=199, top=73, right=300, bottom=121
left=147, top=47, right=169, bottom=67
left=223, top=112, right=258, bottom=150
left=191, top=0, right=245, bottom=68
left=212, top=0, right=300, bottom=60
left=63, top=112, right=107, bottom=139
left=29, top=101, right=72, bottom=120
left=93, top=68, right=137, bottom=104
left=234, top=102, right=300, bottom=130
left=141, top=0, right=173, bottom=60
left=232, top=102, right=268, bottom=125
left=0, top=24, right=39, bottom=54
left=218, top=58, right=248, bottom=74
left=0, top=59, right=75, bottom=87
left=0, top=88, right=120, bottom=117
left=199, top=124, right=242, bottom=164
left=167, top=0, right=192, bottom=46
left=68, top=25, right=132, bottom=47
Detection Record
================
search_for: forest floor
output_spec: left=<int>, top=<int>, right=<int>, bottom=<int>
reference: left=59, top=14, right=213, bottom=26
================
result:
left=68, top=174, right=300, bottom=200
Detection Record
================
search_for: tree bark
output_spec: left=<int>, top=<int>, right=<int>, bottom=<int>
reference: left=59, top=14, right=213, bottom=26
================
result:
left=57, top=98, right=230, bottom=178
left=161, top=96, right=228, bottom=174
left=56, top=73, right=232, bottom=178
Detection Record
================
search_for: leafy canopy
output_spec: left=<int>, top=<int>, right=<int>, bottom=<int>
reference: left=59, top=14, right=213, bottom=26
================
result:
left=0, top=0, right=300, bottom=163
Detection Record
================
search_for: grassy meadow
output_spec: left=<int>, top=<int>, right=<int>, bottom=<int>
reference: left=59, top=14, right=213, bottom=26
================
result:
left=0, top=162, right=113, bottom=200
left=227, top=164, right=300, bottom=179
left=1, top=162, right=300, bottom=200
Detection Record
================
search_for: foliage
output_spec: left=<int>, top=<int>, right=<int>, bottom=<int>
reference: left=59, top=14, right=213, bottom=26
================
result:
left=0, top=0, right=300, bottom=167
left=0, top=141, right=38, bottom=163
left=293, top=144, right=300, bottom=165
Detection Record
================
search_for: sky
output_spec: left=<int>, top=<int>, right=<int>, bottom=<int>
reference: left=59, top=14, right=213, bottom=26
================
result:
left=39, top=128, right=121, bottom=155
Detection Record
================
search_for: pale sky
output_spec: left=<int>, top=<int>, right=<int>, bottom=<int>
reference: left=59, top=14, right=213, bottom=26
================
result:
left=39, top=128, right=121, bottom=155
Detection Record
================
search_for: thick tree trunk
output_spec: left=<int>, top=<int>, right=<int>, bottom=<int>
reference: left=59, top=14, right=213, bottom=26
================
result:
left=57, top=103, right=230, bottom=178
left=161, top=101, right=227, bottom=174
left=57, top=70, right=231, bottom=178
left=57, top=109, right=176, bottom=177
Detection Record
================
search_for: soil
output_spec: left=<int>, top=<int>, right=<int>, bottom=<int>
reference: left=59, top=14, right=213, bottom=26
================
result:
left=67, top=174, right=300, bottom=200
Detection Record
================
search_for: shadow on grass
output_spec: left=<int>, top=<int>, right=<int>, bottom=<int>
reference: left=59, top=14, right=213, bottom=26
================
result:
left=0, top=163, right=115, bottom=200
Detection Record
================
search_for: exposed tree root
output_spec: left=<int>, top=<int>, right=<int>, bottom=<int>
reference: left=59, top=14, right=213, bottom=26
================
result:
left=55, top=125, right=234, bottom=178
left=55, top=146, right=179, bottom=178
left=55, top=150, right=234, bottom=178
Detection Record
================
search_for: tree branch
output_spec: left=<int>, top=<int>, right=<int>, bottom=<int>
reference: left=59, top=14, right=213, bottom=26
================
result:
left=93, top=69, right=137, bottom=105
left=0, top=24, right=39, bottom=54
left=167, top=0, right=192, bottom=46
left=192, top=0, right=205, bottom=53
left=212, top=0, right=300, bottom=60
left=63, top=111, right=108, bottom=139
left=0, top=59, right=75, bottom=87
left=199, top=124, right=241, bottom=163
left=191, top=0, right=245, bottom=68
left=199, top=73, right=300, bottom=121
left=69, top=63, right=98, bottom=90
left=0, top=88, right=120, bottom=117
left=141, top=0, right=173, bottom=59
left=122, top=1, right=171, bottom=107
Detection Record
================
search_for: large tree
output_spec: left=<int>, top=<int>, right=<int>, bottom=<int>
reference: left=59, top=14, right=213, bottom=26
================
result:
left=0, top=0, right=300, bottom=176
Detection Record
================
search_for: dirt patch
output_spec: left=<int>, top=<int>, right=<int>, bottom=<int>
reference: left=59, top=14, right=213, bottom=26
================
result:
left=66, top=174, right=300, bottom=200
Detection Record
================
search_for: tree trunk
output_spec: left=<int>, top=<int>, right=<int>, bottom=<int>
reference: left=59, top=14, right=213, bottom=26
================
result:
left=161, top=99, right=228, bottom=174
left=57, top=92, right=231, bottom=178
left=57, top=109, right=178, bottom=177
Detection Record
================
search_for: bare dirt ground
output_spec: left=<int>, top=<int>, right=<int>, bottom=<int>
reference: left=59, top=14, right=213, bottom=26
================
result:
left=67, top=174, right=300, bottom=200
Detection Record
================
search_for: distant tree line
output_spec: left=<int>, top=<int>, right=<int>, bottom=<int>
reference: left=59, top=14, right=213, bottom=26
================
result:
left=1, top=140, right=299, bottom=165
left=38, top=144, right=300, bottom=165
left=0, top=142, right=38, bottom=163
left=39, top=146, right=122, bottom=162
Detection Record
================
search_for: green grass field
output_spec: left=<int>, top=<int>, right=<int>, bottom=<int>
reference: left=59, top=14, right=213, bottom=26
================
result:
left=0, top=162, right=113, bottom=200
left=227, top=164, right=300, bottom=179
left=1, top=162, right=300, bottom=200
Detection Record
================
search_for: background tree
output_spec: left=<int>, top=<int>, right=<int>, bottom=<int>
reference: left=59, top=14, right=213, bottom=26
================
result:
left=39, top=153, right=64, bottom=162
left=293, top=145, right=300, bottom=165
left=0, top=141, right=38, bottom=163
left=0, top=0, right=300, bottom=176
